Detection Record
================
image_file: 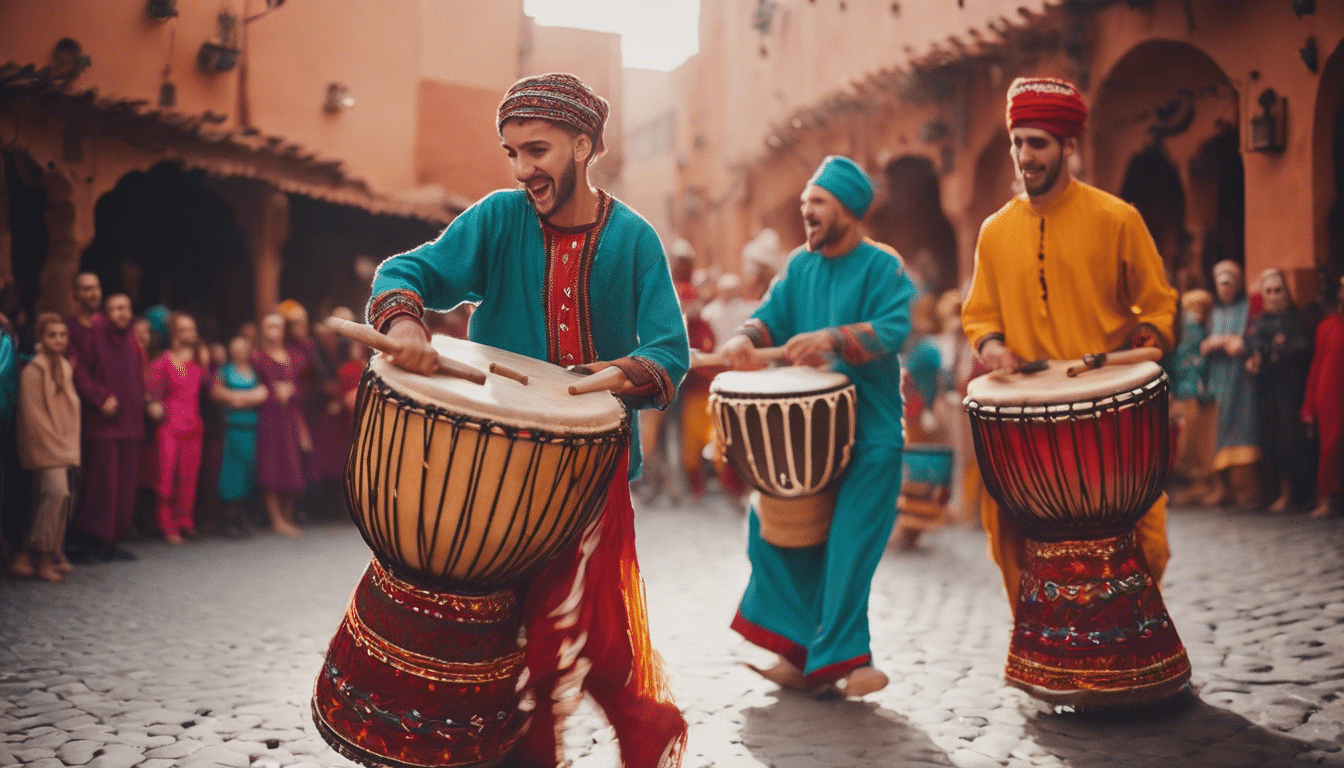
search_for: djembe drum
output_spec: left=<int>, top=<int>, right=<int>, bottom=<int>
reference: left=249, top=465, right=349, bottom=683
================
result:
left=896, top=444, right=953, bottom=535
left=964, top=360, right=1190, bottom=708
left=312, top=336, right=628, bottom=768
left=710, top=367, right=856, bottom=547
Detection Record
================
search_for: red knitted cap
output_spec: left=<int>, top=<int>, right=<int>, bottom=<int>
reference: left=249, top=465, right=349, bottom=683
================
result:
left=1006, top=77, right=1087, bottom=140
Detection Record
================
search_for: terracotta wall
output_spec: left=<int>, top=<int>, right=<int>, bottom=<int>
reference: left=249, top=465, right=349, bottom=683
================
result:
left=613, top=68, right=678, bottom=247
left=418, top=0, right=524, bottom=90
left=520, top=22, right=625, bottom=187
left=415, top=80, right=518, bottom=201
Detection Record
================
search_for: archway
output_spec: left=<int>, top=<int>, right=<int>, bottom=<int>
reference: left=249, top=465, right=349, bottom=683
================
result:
left=1119, top=146, right=1189, bottom=288
left=867, top=155, right=959, bottom=293
left=2, top=150, right=48, bottom=348
left=82, top=162, right=251, bottom=340
left=1316, top=38, right=1344, bottom=290
left=1188, top=127, right=1245, bottom=284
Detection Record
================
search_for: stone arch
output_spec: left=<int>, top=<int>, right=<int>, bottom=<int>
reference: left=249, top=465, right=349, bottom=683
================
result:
left=82, top=161, right=252, bottom=340
left=867, top=154, right=959, bottom=292
left=2, top=149, right=48, bottom=342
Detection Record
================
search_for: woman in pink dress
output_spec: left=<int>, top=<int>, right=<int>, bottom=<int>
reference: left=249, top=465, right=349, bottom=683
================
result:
left=253, top=313, right=308, bottom=536
left=146, top=312, right=208, bottom=544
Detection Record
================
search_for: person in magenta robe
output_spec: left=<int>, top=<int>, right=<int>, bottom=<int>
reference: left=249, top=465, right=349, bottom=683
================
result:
left=146, top=312, right=209, bottom=544
left=1302, top=275, right=1344, bottom=518
left=252, top=312, right=308, bottom=536
left=70, top=293, right=144, bottom=561
left=64, top=272, right=102, bottom=381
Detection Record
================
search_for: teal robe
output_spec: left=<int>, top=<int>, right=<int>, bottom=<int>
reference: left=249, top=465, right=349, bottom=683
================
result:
left=370, top=189, right=689, bottom=478
left=732, top=239, right=916, bottom=684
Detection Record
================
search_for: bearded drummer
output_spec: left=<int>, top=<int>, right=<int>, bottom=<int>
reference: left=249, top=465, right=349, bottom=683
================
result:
left=369, top=73, right=688, bottom=768
left=718, top=156, right=916, bottom=697
left=961, top=76, right=1179, bottom=611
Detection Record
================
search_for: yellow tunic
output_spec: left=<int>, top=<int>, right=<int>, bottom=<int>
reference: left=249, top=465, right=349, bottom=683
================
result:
left=963, top=178, right=1179, bottom=608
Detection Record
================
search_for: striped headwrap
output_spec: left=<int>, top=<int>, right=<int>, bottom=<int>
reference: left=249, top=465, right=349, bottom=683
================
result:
left=498, top=73, right=609, bottom=153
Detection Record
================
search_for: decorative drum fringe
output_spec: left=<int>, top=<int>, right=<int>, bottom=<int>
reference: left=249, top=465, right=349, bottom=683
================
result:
left=754, top=487, right=836, bottom=548
left=312, top=559, right=529, bottom=768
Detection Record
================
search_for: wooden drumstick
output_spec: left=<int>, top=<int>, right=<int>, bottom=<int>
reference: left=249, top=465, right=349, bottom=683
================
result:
left=488, top=362, right=529, bottom=385
left=1065, top=346, right=1163, bottom=377
left=325, top=317, right=488, bottom=385
left=690, top=346, right=788, bottom=369
left=568, top=366, right=626, bottom=396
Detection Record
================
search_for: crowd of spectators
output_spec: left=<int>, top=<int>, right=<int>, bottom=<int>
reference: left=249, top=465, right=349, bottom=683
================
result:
left=0, top=272, right=368, bottom=583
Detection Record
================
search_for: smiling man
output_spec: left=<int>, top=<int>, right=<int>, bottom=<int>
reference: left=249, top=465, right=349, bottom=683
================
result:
left=962, top=76, right=1179, bottom=609
left=365, top=73, right=689, bottom=768
left=718, top=156, right=916, bottom=698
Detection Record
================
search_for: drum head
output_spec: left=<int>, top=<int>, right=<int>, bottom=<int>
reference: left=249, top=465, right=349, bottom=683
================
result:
left=368, top=335, right=625, bottom=434
left=711, top=366, right=851, bottom=397
left=965, top=359, right=1163, bottom=408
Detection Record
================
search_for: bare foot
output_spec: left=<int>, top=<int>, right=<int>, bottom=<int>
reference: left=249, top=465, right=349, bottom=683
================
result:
left=273, top=522, right=304, bottom=537
left=1267, top=494, right=1291, bottom=514
left=7, top=550, right=35, bottom=578
left=36, top=558, right=66, bottom=583
left=1310, top=504, right=1337, bottom=519
left=744, top=658, right=809, bottom=690
left=52, top=557, right=74, bottom=576
left=164, top=533, right=184, bottom=545
left=837, top=666, right=889, bottom=697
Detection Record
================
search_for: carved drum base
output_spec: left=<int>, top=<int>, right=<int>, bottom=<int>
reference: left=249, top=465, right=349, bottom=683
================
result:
left=1006, top=533, right=1191, bottom=708
left=312, top=559, right=530, bottom=768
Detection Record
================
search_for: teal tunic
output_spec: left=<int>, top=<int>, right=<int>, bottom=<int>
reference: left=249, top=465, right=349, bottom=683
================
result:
left=370, top=189, right=689, bottom=478
left=218, top=363, right=259, bottom=503
left=732, top=240, right=916, bottom=684
left=1208, top=297, right=1258, bottom=452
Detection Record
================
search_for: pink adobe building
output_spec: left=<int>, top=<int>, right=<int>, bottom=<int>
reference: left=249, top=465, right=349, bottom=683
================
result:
left=0, top=1, right=625, bottom=339
left=673, top=0, right=1344, bottom=306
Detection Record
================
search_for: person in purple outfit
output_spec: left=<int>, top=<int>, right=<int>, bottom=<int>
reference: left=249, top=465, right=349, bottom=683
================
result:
left=70, top=293, right=144, bottom=562
left=252, top=312, right=308, bottom=537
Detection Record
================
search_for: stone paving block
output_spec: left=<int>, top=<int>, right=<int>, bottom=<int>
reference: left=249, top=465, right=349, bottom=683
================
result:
left=83, top=744, right=145, bottom=768
left=23, top=759, right=63, bottom=768
left=56, top=739, right=100, bottom=765
left=143, top=738, right=205, bottom=759
left=138, top=760, right=177, bottom=768
left=181, top=744, right=253, bottom=767
left=10, top=746, right=56, bottom=762
left=21, top=729, right=70, bottom=749
left=949, top=747, right=1006, bottom=767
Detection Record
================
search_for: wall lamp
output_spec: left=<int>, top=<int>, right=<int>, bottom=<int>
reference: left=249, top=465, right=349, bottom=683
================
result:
left=1249, top=88, right=1287, bottom=153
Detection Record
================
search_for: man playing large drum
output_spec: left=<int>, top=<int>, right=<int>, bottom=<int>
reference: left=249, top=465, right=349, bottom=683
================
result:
left=719, top=156, right=916, bottom=698
left=962, top=76, right=1179, bottom=610
left=368, top=73, right=689, bottom=768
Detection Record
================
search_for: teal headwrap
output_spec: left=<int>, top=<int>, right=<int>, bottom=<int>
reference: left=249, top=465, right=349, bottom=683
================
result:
left=808, top=156, right=873, bottom=218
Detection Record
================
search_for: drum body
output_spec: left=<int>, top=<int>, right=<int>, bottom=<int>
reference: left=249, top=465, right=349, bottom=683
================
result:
left=896, top=444, right=953, bottom=534
left=964, top=360, right=1190, bottom=707
left=710, top=368, right=856, bottom=547
left=315, top=337, right=629, bottom=768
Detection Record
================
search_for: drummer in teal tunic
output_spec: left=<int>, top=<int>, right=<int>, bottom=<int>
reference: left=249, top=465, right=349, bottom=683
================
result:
left=365, top=74, right=689, bottom=768
left=719, top=156, right=916, bottom=697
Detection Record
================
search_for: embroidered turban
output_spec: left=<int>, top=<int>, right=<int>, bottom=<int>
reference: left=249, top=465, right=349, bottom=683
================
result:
left=1006, top=76, right=1088, bottom=140
left=808, top=156, right=874, bottom=218
left=498, top=73, right=609, bottom=153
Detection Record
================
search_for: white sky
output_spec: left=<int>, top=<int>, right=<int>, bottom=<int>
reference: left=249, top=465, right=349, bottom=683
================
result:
left=523, top=0, right=700, bottom=72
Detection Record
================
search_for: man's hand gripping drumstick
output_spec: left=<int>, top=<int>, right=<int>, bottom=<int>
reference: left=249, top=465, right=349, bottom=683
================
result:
left=327, top=316, right=491, bottom=385
left=1065, top=346, right=1163, bottom=376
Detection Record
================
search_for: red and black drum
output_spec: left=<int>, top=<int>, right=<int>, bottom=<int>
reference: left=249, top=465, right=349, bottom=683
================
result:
left=964, top=359, right=1190, bottom=708
left=709, top=367, right=856, bottom=547
left=313, top=336, right=628, bottom=768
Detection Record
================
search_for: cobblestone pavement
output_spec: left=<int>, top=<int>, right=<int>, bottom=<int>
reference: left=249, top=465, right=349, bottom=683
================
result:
left=3, top=498, right=1344, bottom=768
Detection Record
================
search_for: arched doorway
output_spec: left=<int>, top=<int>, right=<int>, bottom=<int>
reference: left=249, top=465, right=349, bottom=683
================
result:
left=1119, top=146, right=1190, bottom=288
left=868, top=155, right=959, bottom=293
left=1188, top=127, right=1245, bottom=283
left=82, top=162, right=251, bottom=340
left=2, top=149, right=48, bottom=348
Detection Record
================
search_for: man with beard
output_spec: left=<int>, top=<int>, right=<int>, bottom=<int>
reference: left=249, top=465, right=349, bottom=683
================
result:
left=962, top=76, right=1178, bottom=609
left=717, top=156, right=916, bottom=697
left=369, top=73, right=688, bottom=768
left=69, top=293, right=145, bottom=562
left=65, top=272, right=103, bottom=373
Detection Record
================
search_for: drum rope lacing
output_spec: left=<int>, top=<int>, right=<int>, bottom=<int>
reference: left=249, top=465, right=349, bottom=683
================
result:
left=965, top=373, right=1169, bottom=540
left=711, top=383, right=856, bottom=498
left=348, top=369, right=628, bottom=591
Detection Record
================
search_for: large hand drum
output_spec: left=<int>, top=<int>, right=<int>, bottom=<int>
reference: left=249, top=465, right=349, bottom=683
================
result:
left=314, top=336, right=629, bottom=768
left=710, top=367, right=856, bottom=547
left=347, top=336, right=628, bottom=590
left=964, top=360, right=1189, bottom=708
